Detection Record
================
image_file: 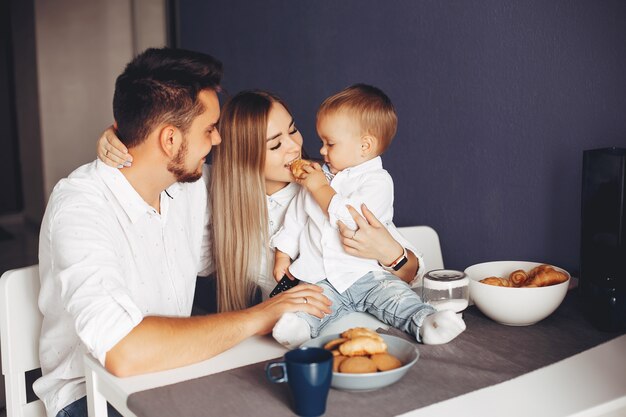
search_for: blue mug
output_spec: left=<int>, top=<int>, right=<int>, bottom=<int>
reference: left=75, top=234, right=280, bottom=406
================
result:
left=266, top=347, right=333, bottom=417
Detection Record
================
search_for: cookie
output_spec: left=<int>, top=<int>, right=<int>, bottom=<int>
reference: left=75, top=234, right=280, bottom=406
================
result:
left=339, top=336, right=387, bottom=357
left=333, top=355, right=347, bottom=372
left=340, top=327, right=384, bottom=342
left=370, top=353, right=402, bottom=371
left=323, top=338, right=347, bottom=351
left=289, top=159, right=311, bottom=178
left=339, top=356, right=377, bottom=374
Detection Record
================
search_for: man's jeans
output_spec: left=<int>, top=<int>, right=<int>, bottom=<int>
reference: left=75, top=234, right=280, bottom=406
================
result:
left=56, top=396, right=123, bottom=417
left=299, top=271, right=436, bottom=341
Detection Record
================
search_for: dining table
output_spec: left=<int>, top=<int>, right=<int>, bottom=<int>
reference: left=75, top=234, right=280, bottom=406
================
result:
left=84, top=290, right=626, bottom=417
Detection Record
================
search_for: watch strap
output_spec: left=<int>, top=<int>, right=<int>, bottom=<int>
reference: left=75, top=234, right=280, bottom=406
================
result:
left=379, top=247, right=408, bottom=272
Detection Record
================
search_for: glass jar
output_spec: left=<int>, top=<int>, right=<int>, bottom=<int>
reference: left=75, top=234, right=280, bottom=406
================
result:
left=422, top=269, right=470, bottom=314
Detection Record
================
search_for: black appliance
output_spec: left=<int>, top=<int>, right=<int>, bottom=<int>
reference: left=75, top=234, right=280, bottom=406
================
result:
left=580, top=147, right=626, bottom=331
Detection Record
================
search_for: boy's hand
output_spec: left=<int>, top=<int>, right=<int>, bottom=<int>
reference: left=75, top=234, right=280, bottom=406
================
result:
left=297, top=162, right=336, bottom=216
left=273, top=251, right=293, bottom=282
left=298, top=163, right=328, bottom=193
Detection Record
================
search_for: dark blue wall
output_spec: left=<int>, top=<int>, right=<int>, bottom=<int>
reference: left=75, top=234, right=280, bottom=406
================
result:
left=179, top=0, right=626, bottom=273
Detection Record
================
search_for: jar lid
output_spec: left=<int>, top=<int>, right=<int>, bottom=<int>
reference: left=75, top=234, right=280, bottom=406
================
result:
left=425, top=269, right=467, bottom=282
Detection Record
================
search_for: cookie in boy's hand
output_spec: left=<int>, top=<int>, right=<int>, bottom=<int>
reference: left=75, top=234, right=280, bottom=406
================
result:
left=289, top=159, right=311, bottom=178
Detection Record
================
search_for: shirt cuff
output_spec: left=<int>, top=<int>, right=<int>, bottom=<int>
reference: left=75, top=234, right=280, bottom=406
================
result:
left=81, top=287, right=144, bottom=366
left=271, top=228, right=300, bottom=260
left=327, top=194, right=357, bottom=230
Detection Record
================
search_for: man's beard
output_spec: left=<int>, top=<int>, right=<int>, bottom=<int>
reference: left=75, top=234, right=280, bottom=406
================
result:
left=167, top=138, right=203, bottom=183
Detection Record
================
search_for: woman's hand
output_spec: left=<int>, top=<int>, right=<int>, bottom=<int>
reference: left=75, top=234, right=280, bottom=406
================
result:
left=338, top=204, right=404, bottom=265
left=97, top=126, right=133, bottom=168
left=273, top=250, right=293, bottom=282
left=338, top=204, right=419, bottom=283
left=247, top=284, right=332, bottom=335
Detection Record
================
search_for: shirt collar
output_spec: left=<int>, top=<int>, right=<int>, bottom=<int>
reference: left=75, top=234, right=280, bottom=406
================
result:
left=165, top=181, right=183, bottom=199
left=334, top=156, right=383, bottom=179
left=96, top=159, right=169, bottom=223
left=266, top=182, right=300, bottom=208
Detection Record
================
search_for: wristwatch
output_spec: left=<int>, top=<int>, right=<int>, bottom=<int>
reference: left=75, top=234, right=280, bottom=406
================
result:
left=379, top=247, right=408, bottom=272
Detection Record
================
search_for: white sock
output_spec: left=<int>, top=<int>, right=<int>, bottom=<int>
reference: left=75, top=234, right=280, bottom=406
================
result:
left=419, top=310, right=467, bottom=345
left=272, top=312, right=311, bottom=349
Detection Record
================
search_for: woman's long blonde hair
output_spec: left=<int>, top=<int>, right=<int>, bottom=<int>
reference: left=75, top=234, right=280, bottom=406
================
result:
left=211, top=90, right=289, bottom=312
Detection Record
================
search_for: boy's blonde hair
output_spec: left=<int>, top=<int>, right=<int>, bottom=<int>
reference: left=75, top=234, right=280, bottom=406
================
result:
left=317, top=84, right=397, bottom=154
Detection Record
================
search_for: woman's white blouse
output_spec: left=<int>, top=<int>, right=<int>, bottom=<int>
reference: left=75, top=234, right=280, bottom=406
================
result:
left=256, top=182, right=301, bottom=299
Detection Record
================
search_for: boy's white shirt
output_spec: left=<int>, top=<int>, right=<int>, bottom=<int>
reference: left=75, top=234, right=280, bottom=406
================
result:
left=271, top=156, right=424, bottom=294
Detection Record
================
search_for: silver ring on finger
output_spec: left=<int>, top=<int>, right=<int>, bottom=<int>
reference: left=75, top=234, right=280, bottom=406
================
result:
left=352, top=229, right=358, bottom=239
left=303, top=297, right=308, bottom=304
left=105, top=149, right=109, bottom=157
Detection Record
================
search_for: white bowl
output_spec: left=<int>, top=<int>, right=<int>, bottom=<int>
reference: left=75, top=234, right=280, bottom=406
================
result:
left=465, top=261, right=570, bottom=326
left=301, top=333, right=419, bottom=392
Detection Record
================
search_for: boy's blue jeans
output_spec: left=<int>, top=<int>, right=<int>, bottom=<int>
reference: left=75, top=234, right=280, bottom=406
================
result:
left=298, top=271, right=436, bottom=341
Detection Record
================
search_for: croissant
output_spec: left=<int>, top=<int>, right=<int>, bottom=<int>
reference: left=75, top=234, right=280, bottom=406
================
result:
left=289, top=159, right=311, bottom=178
left=339, top=336, right=387, bottom=357
left=527, top=264, right=552, bottom=280
left=524, top=267, right=568, bottom=287
left=480, top=265, right=568, bottom=288
left=509, top=269, right=529, bottom=287
left=479, top=277, right=511, bottom=287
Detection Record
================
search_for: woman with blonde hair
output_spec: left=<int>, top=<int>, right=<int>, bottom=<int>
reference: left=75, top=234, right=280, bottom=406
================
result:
left=98, top=90, right=422, bottom=313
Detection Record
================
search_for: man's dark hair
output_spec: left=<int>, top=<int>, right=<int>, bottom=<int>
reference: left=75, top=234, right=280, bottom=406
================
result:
left=113, top=47, right=223, bottom=148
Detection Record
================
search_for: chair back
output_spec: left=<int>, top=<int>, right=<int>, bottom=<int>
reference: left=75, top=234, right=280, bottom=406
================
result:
left=0, top=265, right=45, bottom=417
left=397, top=225, right=444, bottom=271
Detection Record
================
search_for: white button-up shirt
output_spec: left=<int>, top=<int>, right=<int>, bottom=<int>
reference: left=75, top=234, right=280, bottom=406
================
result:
left=253, top=182, right=301, bottom=299
left=35, top=160, right=212, bottom=417
left=272, top=157, right=422, bottom=294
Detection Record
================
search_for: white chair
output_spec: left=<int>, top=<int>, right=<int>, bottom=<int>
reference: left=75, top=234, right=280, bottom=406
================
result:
left=0, top=265, right=45, bottom=417
left=319, top=225, right=444, bottom=335
left=396, top=225, right=444, bottom=271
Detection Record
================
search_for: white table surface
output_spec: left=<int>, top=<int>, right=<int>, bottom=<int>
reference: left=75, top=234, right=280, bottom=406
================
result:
left=398, top=334, right=626, bottom=417
left=85, top=333, right=626, bottom=417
